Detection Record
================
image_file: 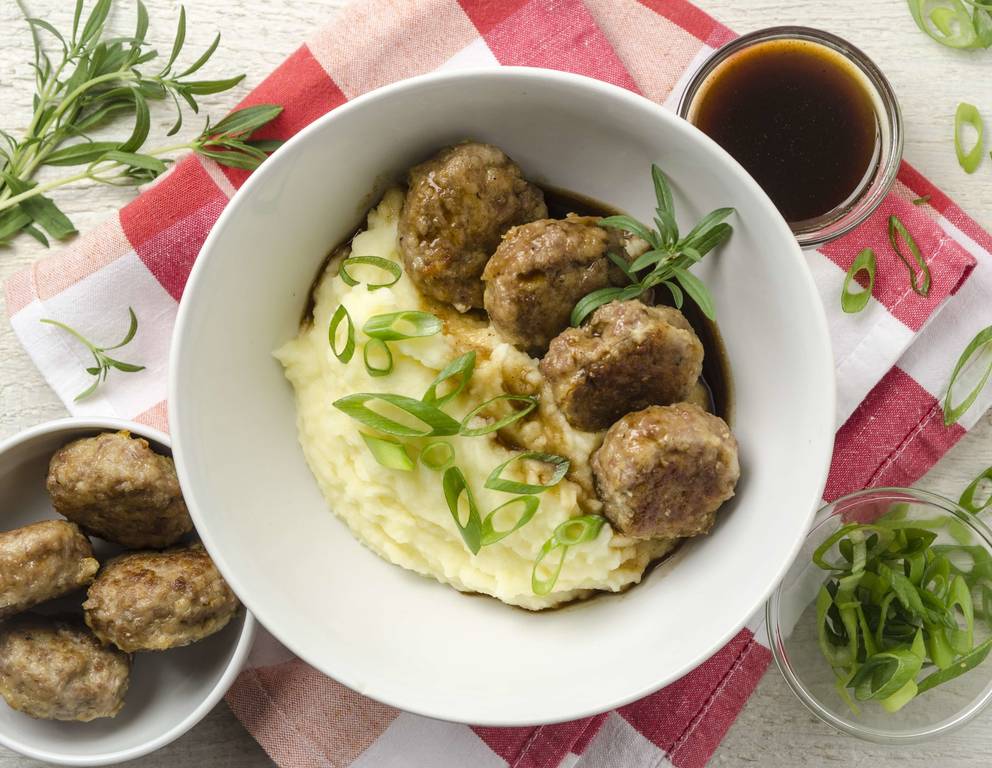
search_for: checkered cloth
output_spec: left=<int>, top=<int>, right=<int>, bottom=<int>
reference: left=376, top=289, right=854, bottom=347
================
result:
left=6, top=1, right=992, bottom=766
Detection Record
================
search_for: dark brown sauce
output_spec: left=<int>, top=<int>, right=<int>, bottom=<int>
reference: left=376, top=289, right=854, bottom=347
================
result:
left=691, top=39, right=878, bottom=224
left=542, top=185, right=733, bottom=424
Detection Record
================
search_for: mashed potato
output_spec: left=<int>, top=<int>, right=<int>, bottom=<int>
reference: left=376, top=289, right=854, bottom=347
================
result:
left=276, top=189, right=674, bottom=609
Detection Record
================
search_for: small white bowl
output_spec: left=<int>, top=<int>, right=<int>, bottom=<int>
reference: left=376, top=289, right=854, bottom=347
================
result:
left=171, top=67, right=836, bottom=725
left=0, top=418, right=255, bottom=766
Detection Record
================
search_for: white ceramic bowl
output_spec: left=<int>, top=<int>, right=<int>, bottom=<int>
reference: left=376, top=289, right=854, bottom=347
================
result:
left=170, top=68, right=836, bottom=725
left=0, top=418, right=255, bottom=766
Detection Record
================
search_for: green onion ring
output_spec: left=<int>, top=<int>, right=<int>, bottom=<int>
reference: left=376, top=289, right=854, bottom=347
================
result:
left=485, top=452, right=570, bottom=495
left=553, top=515, right=607, bottom=547
left=442, top=466, right=482, bottom=554
left=851, top=650, right=923, bottom=701
left=942, top=324, right=992, bottom=425
left=912, top=194, right=932, bottom=206
left=363, top=310, right=442, bottom=341
left=955, top=103, right=985, bottom=174
left=363, top=338, right=393, bottom=377
left=422, top=352, right=476, bottom=407
left=333, top=392, right=460, bottom=437
left=339, top=256, right=402, bottom=291
left=531, top=539, right=569, bottom=596
left=841, top=248, right=876, bottom=314
left=888, top=215, right=931, bottom=298
left=328, top=304, right=356, bottom=363
left=360, top=432, right=415, bottom=471
left=960, top=465, right=992, bottom=513
left=918, top=636, right=992, bottom=694
left=908, top=0, right=980, bottom=48
left=459, top=394, right=538, bottom=437
left=480, top=495, right=540, bottom=546
left=419, top=440, right=454, bottom=471
left=944, top=574, right=975, bottom=654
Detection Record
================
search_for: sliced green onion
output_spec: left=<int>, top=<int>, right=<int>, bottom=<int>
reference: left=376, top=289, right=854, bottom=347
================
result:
left=333, top=393, right=460, bottom=437
left=531, top=515, right=609, bottom=596
left=918, top=636, right=992, bottom=694
left=459, top=394, right=538, bottom=437
left=360, top=432, right=415, bottom=471
left=442, top=466, right=482, bottom=554
left=554, top=514, right=607, bottom=546
left=532, top=538, right=569, bottom=596
left=851, top=649, right=923, bottom=701
left=960, top=465, right=992, bottom=514
left=485, top=452, right=570, bottom=495
left=944, top=574, right=975, bottom=654
left=908, top=0, right=980, bottom=48
left=328, top=304, right=356, bottom=362
left=841, top=248, right=876, bottom=314
left=363, top=310, right=442, bottom=341
left=480, top=496, right=540, bottom=546
left=363, top=338, right=393, bottom=377
left=943, top=325, right=992, bottom=426
left=339, top=256, right=402, bottom=291
left=420, top=440, right=454, bottom=471
left=912, top=194, right=932, bottom=206
left=422, top=352, right=476, bottom=407
left=888, top=215, right=931, bottom=298
left=955, top=103, right=985, bottom=174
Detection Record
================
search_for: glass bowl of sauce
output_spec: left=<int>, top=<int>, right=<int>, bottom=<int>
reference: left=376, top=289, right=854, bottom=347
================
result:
left=678, top=27, right=903, bottom=248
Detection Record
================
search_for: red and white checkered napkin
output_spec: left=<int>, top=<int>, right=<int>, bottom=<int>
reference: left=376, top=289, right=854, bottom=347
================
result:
left=6, top=1, right=992, bottom=765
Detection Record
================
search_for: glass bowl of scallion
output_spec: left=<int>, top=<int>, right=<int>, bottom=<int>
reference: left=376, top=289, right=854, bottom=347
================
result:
left=766, top=487, right=992, bottom=743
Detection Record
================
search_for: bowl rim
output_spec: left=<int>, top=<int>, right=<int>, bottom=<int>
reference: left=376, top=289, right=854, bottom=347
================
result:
left=765, top=486, right=992, bottom=744
left=169, top=65, right=837, bottom=725
left=0, top=417, right=256, bottom=767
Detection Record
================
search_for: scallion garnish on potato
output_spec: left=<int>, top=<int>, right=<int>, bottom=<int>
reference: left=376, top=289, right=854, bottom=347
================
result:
left=532, top=515, right=608, bottom=595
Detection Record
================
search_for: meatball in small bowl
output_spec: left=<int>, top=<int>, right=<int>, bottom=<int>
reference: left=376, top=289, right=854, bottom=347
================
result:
left=0, top=417, right=254, bottom=766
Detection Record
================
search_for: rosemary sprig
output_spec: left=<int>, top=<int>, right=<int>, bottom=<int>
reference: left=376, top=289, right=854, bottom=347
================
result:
left=40, top=307, right=145, bottom=401
left=570, top=164, right=734, bottom=326
left=0, top=1, right=284, bottom=246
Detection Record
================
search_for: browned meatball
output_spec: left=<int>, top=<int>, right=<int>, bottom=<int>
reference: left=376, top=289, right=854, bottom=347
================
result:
left=399, top=142, right=547, bottom=311
left=46, top=431, right=192, bottom=549
left=83, top=544, right=240, bottom=652
left=0, top=613, right=130, bottom=721
left=540, top=300, right=704, bottom=432
left=483, top=216, right=641, bottom=355
left=592, top=403, right=739, bottom=539
left=0, top=520, right=98, bottom=619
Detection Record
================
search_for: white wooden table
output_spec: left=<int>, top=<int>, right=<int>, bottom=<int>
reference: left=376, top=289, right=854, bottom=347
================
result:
left=1, top=0, right=991, bottom=765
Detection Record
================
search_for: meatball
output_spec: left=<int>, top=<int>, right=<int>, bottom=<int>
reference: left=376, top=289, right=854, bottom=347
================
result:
left=46, top=430, right=192, bottom=549
left=0, top=613, right=130, bottom=721
left=399, top=142, right=547, bottom=311
left=0, top=520, right=98, bottom=619
left=483, top=216, right=642, bottom=355
left=592, top=403, right=739, bottom=539
left=540, top=300, right=705, bottom=432
left=83, top=544, right=240, bottom=652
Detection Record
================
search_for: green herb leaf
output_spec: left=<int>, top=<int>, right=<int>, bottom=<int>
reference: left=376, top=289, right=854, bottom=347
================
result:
left=670, top=264, right=716, bottom=320
left=841, top=248, right=877, bottom=314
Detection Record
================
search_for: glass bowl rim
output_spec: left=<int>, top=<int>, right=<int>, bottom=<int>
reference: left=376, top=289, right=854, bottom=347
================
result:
left=676, top=25, right=905, bottom=249
left=765, top=486, right=992, bottom=744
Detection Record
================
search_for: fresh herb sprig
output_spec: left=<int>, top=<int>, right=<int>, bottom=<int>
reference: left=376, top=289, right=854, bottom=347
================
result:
left=571, top=164, right=733, bottom=326
left=0, top=1, right=283, bottom=245
left=40, top=306, right=144, bottom=400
